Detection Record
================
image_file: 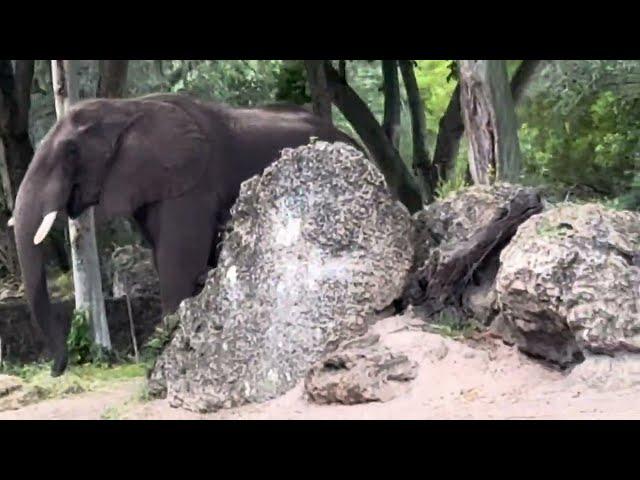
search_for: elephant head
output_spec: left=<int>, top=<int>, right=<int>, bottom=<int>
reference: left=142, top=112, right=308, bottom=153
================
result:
left=11, top=96, right=209, bottom=376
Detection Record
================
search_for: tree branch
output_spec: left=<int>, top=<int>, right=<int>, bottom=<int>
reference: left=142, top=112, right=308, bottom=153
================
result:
left=510, top=60, right=542, bottom=104
left=382, top=60, right=401, bottom=149
left=431, top=83, right=464, bottom=185
left=303, top=60, right=333, bottom=125
left=323, top=61, right=423, bottom=213
left=399, top=60, right=434, bottom=202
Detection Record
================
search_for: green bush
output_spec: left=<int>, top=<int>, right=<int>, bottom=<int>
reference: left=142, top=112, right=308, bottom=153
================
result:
left=66, top=310, right=95, bottom=365
left=517, top=61, right=640, bottom=206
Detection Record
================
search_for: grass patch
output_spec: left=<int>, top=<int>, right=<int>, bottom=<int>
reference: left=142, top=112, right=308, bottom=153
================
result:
left=423, top=310, right=482, bottom=340
left=100, top=404, right=125, bottom=420
left=0, top=361, right=147, bottom=407
left=49, top=270, right=74, bottom=300
left=99, top=379, right=154, bottom=420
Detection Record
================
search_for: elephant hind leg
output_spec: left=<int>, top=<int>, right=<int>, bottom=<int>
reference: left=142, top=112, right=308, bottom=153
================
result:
left=142, top=195, right=217, bottom=316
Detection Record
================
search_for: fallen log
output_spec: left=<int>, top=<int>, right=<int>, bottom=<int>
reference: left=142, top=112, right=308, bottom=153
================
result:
left=402, top=189, right=543, bottom=317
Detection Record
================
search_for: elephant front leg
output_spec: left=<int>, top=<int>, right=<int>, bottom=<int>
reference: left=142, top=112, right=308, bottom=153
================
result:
left=142, top=196, right=217, bottom=316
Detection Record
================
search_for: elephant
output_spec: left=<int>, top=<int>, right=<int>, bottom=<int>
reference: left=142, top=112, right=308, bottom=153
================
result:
left=11, top=92, right=360, bottom=376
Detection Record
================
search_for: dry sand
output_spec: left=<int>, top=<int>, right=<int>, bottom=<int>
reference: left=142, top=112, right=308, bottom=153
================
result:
left=2, top=314, right=640, bottom=420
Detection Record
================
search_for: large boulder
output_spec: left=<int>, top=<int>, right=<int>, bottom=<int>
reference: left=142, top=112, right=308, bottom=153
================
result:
left=304, top=333, right=418, bottom=405
left=403, top=183, right=541, bottom=323
left=149, top=141, right=414, bottom=413
left=496, top=203, right=640, bottom=366
left=109, top=244, right=160, bottom=299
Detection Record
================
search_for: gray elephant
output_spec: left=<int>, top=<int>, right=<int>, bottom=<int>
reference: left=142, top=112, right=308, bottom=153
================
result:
left=11, top=93, right=359, bottom=376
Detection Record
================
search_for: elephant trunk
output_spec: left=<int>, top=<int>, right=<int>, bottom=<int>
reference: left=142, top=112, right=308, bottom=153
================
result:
left=13, top=166, right=73, bottom=376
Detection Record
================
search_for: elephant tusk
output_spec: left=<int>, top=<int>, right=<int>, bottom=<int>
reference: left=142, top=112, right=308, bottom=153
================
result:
left=7, top=217, right=14, bottom=227
left=33, top=211, right=58, bottom=245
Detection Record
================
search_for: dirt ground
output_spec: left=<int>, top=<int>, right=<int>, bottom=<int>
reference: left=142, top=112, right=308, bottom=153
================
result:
left=2, top=314, right=640, bottom=420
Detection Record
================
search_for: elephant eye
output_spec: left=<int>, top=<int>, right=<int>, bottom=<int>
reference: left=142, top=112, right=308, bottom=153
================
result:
left=65, top=141, right=79, bottom=159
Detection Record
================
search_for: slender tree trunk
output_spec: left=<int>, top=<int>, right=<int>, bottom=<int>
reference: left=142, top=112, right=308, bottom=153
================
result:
left=432, top=84, right=464, bottom=184
left=432, top=60, right=542, bottom=185
left=303, top=60, right=333, bottom=125
left=399, top=60, right=434, bottom=201
left=0, top=137, right=13, bottom=212
left=97, top=60, right=129, bottom=98
left=51, top=60, right=111, bottom=352
left=382, top=60, right=401, bottom=149
left=458, top=60, right=521, bottom=184
left=510, top=60, right=542, bottom=104
left=338, top=60, right=347, bottom=81
left=323, top=62, right=423, bottom=213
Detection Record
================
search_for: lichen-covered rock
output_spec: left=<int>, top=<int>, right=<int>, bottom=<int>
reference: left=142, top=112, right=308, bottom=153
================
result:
left=496, top=203, right=640, bottom=366
left=109, top=244, right=160, bottom=299
left=149, top=141, right=414, bottom=413
left=304, top=334, right=418, bottom=405
left=404, top=183, right=541, bottom=322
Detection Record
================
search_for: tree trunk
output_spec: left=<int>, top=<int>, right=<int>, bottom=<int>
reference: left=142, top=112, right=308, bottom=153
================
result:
left=381, top=60, right=401, bottom=149
left=399, top=60, right=434, bottom=202
left=432, top=83, right=464, bottom=184
left=338, top=60, right=347, bottom=81
left=0, top=140, right=20, bottom=276
left=511, top=60, right=542, bottom=104
left=51, top=60, right=111, bottom=352
left=323, top=62, right=423, bottom=213
left=97, top=60, right=129, bottom=98
left=432, top=60, right=542, bottom=185
left=458, top=60, right=522, bottom=184
left=303, top=61, right=333, bottom=125
left=0, top=60, right=35, bottom=277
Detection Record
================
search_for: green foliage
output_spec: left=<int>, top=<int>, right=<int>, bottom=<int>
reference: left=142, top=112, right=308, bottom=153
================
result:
left=435, top=137, right=471, bottom=199
left=140, top=314, right=180, bottom=370
left=66, top=309, right=116, bottom=366
left=67, top=310, right=94, bottom=365
left=414, top=60, right=457, bottom=144
left=0, top=361, right=50, bottom=381
left=51, top=270, right=73, bottom=299
left=274, top=60, right=311, bottom=105
left=168, top=60, right=284, bottom=107
left=423, top=310, right=481, bottom=340
left=519, top=67, right=640, bottom=201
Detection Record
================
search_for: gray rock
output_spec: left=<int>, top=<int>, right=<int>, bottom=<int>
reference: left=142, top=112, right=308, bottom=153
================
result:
left=496, top=203, right=640, bottom=366
left=109, top=244, right=160, bottom=299
left=149, top=141, right=414, bottom=413
left=304, top=334, right=418, bottom=405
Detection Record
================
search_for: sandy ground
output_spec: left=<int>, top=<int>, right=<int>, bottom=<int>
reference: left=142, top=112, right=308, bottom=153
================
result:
left=2, top=314, right=640, bottom=420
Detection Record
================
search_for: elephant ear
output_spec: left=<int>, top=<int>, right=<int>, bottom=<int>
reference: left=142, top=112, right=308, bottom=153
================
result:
left=98, top=100, right=211, bottom=219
